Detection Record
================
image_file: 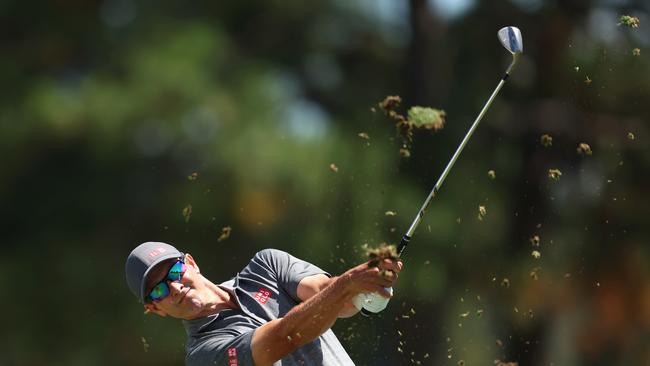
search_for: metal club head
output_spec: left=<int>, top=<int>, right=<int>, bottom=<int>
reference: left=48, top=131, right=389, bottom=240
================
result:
left=498, top=26, right=523, bottom=55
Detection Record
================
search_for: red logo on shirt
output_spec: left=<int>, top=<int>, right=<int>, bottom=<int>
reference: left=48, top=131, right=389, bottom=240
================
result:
left=227, top=347, right=238, bottom=365
left=255, top=287, right=271, bottom=304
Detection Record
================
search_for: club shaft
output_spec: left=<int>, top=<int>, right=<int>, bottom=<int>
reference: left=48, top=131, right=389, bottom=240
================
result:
left=397, top=61, right=517, bottom=256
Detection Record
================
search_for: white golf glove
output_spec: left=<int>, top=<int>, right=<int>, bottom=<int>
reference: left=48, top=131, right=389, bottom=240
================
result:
left=352, top=287, right=393, bottom=313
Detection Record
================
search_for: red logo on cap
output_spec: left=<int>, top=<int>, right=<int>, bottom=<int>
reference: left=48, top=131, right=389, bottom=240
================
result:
left=148, top=247, right=167, bottom=257
left=227, top=347, right=238, bottom=365
left=255, top=287, right=271, bottom=304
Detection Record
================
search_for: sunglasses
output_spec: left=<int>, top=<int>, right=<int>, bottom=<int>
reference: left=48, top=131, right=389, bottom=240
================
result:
left=147, top=258, right=187, bottom=302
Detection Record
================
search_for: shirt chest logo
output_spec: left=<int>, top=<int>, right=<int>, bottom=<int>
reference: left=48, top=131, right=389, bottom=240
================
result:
left=254, top=287, right=271, bottom=304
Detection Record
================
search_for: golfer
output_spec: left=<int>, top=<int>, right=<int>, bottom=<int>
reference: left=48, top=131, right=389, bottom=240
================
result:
left=125, top=242, right=402, bottom=365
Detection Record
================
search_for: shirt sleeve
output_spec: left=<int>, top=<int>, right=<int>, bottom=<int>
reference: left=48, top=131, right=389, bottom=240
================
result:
left=186, top=330, right=255, bottom=366
left=253, top=249, right=330, bottom=302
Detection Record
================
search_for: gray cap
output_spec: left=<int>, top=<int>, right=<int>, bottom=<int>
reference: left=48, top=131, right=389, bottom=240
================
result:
left=125, top=242, right=184, bottom=303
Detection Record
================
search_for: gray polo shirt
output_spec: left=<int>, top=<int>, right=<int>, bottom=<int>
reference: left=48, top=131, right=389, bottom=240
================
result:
left=183, top=249, right=355, bottom=366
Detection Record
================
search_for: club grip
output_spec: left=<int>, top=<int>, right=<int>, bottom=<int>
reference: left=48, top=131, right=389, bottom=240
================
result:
left=397, top=235, right=411, bottom=256
left=352, top=288, right=393, bottom=315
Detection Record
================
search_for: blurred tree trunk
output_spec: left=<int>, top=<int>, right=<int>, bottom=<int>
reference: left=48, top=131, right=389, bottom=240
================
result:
left=406, top=0, right=445, bottom=106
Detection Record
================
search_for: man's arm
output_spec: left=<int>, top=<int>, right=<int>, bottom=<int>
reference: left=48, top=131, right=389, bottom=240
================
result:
left=250, top=259, right=401, bottom=366
left=297, top=274, right=359, bottom=318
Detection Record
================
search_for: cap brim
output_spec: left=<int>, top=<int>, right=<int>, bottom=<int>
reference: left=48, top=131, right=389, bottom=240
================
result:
left=138, top=252, right=184, bottom=302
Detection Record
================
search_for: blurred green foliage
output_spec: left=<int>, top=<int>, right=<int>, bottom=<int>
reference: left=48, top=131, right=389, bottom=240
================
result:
left=1, top=0, right=649, bottom=365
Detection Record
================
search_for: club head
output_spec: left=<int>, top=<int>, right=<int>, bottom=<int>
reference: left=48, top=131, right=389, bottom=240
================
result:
left=498, top=26, right=523, bottom=55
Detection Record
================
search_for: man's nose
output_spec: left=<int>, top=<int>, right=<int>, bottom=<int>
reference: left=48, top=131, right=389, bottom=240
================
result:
left=168, top=280, right=184, bottom=298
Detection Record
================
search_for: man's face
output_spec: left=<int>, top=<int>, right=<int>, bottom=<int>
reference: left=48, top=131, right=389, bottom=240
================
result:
left=143, top=254, right=208, bottom=320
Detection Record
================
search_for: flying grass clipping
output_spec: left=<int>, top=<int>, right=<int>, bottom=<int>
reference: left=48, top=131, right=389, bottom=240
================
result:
left=618, top=15, right=640, bottom=28
left=375, top=95, right=445, bottom=158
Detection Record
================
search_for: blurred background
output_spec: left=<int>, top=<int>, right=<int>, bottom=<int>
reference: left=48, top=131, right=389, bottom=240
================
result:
left=1, top=0, right=649, bottom=365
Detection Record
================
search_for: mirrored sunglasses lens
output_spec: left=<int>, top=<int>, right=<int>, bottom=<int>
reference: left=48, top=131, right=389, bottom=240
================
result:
left=149, top=282, right=170, bottom=301
left=167, top=261, right=186, bottom=281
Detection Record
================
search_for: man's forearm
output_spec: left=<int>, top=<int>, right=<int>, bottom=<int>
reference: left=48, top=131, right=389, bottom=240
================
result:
left=279, top=274, right=354, bottom=347
left=328, top=276, right=361, bottom=318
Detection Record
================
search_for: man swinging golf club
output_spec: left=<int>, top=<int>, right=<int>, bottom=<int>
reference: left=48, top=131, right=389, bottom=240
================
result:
left=126, top=242, right=402, bottom=365
left=125, top=26, right=522, bottom=365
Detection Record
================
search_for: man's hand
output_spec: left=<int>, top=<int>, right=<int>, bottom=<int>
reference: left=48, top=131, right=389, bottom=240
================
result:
left=342, top=257, right=403, bottom=298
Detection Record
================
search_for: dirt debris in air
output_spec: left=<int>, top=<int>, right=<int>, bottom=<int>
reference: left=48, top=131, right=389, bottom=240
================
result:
left=141, top=336, right=150, bottom=352
left=540, top=134, right=553, bottom=147
left=627, top=132, right=635, bottom=140
left=182, top=204, right=192, bottom=223
left=217, top=226, right=232, bottom=242
left=577, top=143, right=592, bottom=156
left=357, top=132, right=370, bottom=140
left=495, top=360, right=519, bottom=366
left=530, top=235, right=540, bottom=247
left=530, top=267, right=541, bottom=280
left=365, top=243, right=398, bottom=264
left=632, top=48, right=641, bottom=56
left=329, top=163, right=339, bottom=173
left=618, top=15, right=640, bottom=28
left=478, top=205, right=487, bottom=221
left=488, top=170, right=496, bottom=179
left=376, top=95, right=445, bottom=157
left=188, top=172, right=199, bottom=181
left=385, top=210, right=397, bottom=216
left=548, top=168, right=562, bottom=181
left=364, top=243, right=399, bottom=279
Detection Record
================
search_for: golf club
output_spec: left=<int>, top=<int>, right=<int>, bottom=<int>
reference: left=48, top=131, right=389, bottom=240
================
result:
left=354, top=26, right=524, bottom=315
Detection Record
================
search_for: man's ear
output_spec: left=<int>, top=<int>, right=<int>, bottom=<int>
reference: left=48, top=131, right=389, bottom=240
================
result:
left=144, top=303, right=167, bottom=317
left=185, top=253, right=200, bottom=274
